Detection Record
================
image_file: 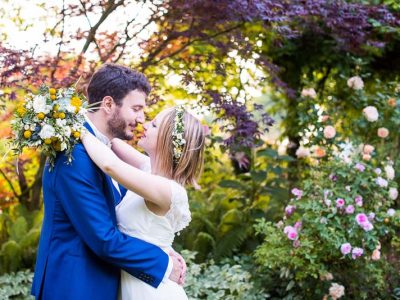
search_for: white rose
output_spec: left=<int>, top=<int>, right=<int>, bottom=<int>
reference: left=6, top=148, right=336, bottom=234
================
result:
left=347, top=76, right=364, bottom=90
left=389, top=187, right=398, bottom=200
left=362, top=106, right=379, bottom=122
left=384, top=165, right=395, bottom=180
left=301, top=88, right=317, bottom=99
left=387, top=208, right=396, bottom=217
left=39, top=124, right=56, bottom=140
left=33, top=95, right=50, bottom=114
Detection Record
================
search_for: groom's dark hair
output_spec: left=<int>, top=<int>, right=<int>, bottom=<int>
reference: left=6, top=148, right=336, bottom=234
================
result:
left=87, top=63, right=151, bottom=107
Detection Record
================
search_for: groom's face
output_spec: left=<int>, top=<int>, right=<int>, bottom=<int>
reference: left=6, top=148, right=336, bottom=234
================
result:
left=107, top=89, right=146, bottom=140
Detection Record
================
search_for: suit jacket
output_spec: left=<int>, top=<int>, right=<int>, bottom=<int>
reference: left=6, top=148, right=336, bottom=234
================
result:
left=32, top=123, right=169, bottom=299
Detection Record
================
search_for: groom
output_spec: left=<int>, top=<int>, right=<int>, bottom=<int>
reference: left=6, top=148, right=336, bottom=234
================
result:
left=32, top=63, right=185, bottom=299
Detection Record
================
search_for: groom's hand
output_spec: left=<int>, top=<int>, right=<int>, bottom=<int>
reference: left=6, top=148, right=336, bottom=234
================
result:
left=168, top=250, right=187, bottom=285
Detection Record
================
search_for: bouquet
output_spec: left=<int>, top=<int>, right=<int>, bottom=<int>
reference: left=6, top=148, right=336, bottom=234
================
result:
left=11, top=85, right=88, bottom=170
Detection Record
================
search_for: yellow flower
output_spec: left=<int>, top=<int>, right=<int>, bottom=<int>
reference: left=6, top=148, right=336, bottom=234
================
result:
left=53, top=141, right=62, bottom=151
left=37, top=112, right=45, bottom=120
left=52, top=112, right=59, bottom=118
left=70, top=96, right=82, bottom=112
left=44, top=138, right=52, bottom=145
left=50, top=95, right=57, bottom=100
left=16, top=106, right=27, bottom=117
left=24, top=130, right=32, bottom=139
left=58, top=112, right=66, bottom=119
left=72, top=131, right=80, bottom=139
left=49, top=88, right=57, bottom=95
left=53, top=104, right=60, bottom=111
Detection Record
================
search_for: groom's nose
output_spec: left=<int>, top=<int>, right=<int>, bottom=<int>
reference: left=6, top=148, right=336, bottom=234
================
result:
left=136, top=111, right=145, bottom=124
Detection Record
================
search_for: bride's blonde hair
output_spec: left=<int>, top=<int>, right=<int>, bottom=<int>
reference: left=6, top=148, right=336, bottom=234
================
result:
left=154, top=107, right=205, bottom=188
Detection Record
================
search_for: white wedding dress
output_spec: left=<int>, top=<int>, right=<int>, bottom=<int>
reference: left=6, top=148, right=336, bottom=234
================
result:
left=116, top=158, right=191, bottom=300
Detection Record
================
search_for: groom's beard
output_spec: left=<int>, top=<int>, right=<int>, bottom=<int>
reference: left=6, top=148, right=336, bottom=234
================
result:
left=107, top=109, right=134, bottom=140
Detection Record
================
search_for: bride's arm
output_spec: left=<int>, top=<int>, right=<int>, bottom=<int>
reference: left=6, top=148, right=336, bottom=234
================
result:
left=110, top=138, right=148, bottom=169
left=81, top=132, right=171, bottom=211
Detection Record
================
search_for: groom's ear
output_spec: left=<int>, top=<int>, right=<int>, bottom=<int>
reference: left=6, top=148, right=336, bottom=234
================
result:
left=102, top=96, right=115, bottom=114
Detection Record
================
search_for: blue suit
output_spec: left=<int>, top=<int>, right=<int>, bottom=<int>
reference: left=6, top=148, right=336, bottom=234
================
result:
left=32, top=124, right=169, bottom=299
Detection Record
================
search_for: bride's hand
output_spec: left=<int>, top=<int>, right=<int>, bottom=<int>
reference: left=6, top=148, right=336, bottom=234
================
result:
left=168, top=250, right=187, bottom=286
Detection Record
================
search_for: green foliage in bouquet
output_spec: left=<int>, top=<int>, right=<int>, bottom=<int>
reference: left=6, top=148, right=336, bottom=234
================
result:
left=11, top=85, right=88, bottom=169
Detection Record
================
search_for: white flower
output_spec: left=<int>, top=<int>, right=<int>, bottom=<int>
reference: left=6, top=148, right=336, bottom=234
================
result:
left=61, top=142, right=67, bottom=151
left=389, top=188, right=398, bottom=200
left=384, top=165, right=395, bottom=180
left=64, top=126, right=72, bottom=137
left=56, top=118, right=67, bottom=127
left=375, top=177, right=388, bottom=188
left=301, top=88, right=317, bottom=98
left=347, top=76, right=364, bottom=90
left=375, top=168, right=382, bottom=175
left=387, top=208, right=396, bottom=217
left=362, top=106, right=379, bottom=122
left=24, top=124, right=30, bottom=130
left=39, top=124, right=56, bottom=140
left=329, top=283, right=345, bottom=299
left=33, top=95, right=50, bottom=114
left=66, top=104, right=76, bottom=114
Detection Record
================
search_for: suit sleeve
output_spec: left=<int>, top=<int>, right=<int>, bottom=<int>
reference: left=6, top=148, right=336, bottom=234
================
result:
left=54, top=144, right=169, bottom=288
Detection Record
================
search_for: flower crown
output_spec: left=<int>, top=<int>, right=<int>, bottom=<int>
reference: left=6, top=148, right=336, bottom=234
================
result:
left=172, top=105, right=186, bottom=162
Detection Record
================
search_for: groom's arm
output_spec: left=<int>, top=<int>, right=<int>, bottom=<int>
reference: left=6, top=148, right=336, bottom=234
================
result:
left=54, top=144, right=169, bottom=288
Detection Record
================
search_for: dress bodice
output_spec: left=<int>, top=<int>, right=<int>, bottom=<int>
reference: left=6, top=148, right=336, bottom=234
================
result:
left=115, top=158, right=191, bottom=249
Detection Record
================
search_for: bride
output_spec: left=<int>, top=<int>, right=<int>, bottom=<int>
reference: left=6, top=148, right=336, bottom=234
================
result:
left=81, top=105, right=205, bottom=299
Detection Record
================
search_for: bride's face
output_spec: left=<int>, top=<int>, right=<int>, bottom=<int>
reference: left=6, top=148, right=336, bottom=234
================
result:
left=138, top=109, right=170, bottom=155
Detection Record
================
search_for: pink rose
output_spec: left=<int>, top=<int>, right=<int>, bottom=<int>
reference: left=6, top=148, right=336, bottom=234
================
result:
left=363, top=144, right=375, bottom=154
left=362, top=154, right=371, bottom=161
left=296, top=147, right=310, bottom=158
left=352, top=247, right=364, bottom=259
left=336, top=198, right=345, bottom=208
left=285, top=205, right=296, bottom=216
left=355, top=163, right=365, bottom=172
left=323, top=126, right=336, bottom=139
left=347, top=76, right=364, bottom=90
left=371, top=249, right=380, bottom=260
left=355, top=195, right=363, bottom=207
left=301, top=88, right=317, bottom=98
left=345, top=205, right=355, bottom=214
left=389, top=188, right=398, bottom=200
left=340, top=243, right=352, bottom=255
left=362, top=221, right=373, bottom=231
left=291, top=188, right=303, bottom=199
left=377, top=127, right=389, bottom=138
left=294, top=221, right=302, bottom=230
left=362, top=106, right=379, bottom=122
left=284, top=226, right=295, bottom=234
left=355, top=213, right=368, bottom=225
left=287, top=230, right=298, bottom=240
